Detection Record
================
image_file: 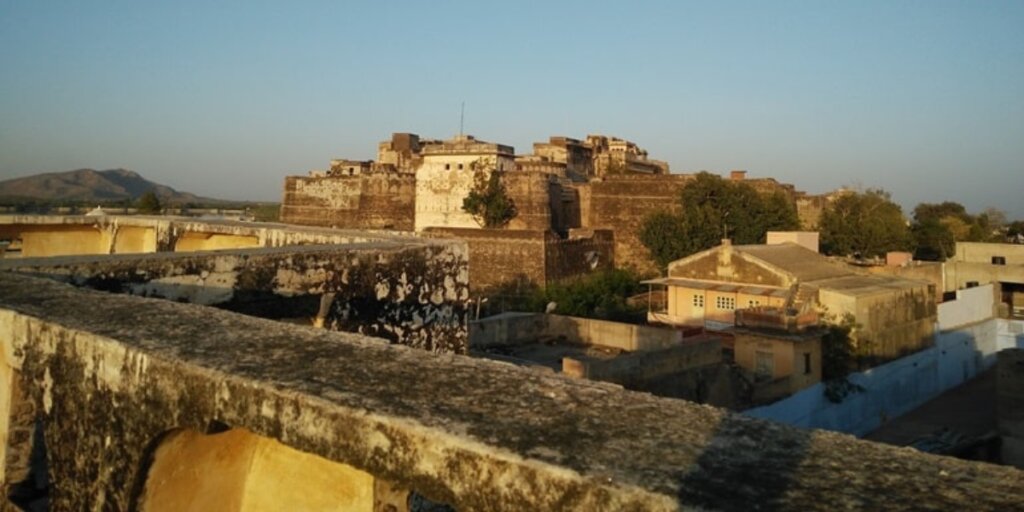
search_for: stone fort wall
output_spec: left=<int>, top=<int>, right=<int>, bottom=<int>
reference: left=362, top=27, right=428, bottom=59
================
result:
left=578, top=174, right=693, bottom=274
left=423, top=227, right=614, bottom=292
left=281, top=173, right=416, bottom=230
left=281, top=170, right=818, bottom=276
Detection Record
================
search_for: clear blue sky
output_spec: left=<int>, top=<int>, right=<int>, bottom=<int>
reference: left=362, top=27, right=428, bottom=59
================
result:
left=2, top=1, right=1022, bottom=217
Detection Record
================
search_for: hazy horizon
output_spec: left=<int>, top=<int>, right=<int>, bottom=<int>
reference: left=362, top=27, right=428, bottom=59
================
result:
left=2, top=1, right=1022, bottom=217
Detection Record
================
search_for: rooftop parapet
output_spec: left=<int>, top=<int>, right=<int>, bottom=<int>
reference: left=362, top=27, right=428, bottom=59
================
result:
left=736, top=306, right=820, bottom=334
left=1, top=272, right=1022, bottom=510
left=420, top=135, right=515, bottom=157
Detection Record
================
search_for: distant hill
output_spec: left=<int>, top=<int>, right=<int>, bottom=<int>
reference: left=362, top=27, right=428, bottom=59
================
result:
left=0, top=168, right=224, bottom=205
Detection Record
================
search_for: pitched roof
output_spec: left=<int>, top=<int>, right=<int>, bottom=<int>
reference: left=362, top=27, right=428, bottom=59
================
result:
left=732, top=243, right=853, bottom=283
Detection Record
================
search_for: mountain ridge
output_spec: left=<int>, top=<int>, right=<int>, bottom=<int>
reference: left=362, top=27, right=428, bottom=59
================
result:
left=0, top=168, right=227, bottom=204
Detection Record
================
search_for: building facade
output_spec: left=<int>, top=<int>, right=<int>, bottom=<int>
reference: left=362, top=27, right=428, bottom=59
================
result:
left=646, top=240, right=937, bottom=361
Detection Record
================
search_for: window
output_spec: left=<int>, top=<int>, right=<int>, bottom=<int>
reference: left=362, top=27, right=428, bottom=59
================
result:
left=692, top=294, right=704, bottom=307
left=993, top=256, right=1006, bottom=265
left=747, top=299, right=760, bottom=308
left=458, top=163, right=464, bottom=170
left=966, top=281, right=979, bottom=288
left=715, top=296, right=735, bottom=310
left=804, top=353, right=812, bottom=375
left=445, top=164, right=451, bottom=170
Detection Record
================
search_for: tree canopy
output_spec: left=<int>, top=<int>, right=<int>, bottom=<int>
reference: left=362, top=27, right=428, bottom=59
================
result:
left=910, top=202, right=1008, bottom=260
left=462, top=159, right=517, bottom=228
left=136, top=190, right=162, bottom=215
left=818, top=189, right=909, bottom=258
left=639, top=172, right=800, bottom=268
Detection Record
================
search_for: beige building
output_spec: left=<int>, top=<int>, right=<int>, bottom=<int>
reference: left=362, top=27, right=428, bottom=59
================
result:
left=646, top=240, right=937, bottom=361
left=732, top=325, right=822, bottom=402
left=946, top=242, right=1024, bottom=318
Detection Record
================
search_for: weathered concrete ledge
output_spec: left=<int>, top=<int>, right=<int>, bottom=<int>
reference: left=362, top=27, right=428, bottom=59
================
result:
left=1, top=240, right=470, bottom=353
left=1, top=273, right=1022, bottom=510
left=0, top=214, right=420, bottom=257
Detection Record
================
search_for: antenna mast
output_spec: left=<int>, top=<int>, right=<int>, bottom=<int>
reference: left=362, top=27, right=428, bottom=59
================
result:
left=459, top=101, right=465, bottom=136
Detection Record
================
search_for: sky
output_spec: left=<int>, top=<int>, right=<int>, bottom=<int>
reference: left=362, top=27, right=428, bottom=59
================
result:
left=1, top=1, right=1022, bottom=217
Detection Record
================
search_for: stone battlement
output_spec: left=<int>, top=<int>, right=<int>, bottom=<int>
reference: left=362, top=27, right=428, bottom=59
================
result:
left=2, top=272, right=1022, bottom=510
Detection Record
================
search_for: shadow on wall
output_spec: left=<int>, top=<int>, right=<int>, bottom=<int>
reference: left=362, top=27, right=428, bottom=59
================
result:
left=676, top=413, right=810, bottom=511
left=745, top=319, right=1021, bottom=437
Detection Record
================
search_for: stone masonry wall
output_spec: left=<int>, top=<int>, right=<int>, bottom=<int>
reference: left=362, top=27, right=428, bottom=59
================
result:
left=424, top=228, right=548, bottom=292
left=544, top=229, right=614, bottom=282
left=584, top=175, right=693, bottom=274
left=281, top=174, right=415, bottom=230
left=504, top=172, right=557, bottom=232
left=423, top=228, right=612, bottom=293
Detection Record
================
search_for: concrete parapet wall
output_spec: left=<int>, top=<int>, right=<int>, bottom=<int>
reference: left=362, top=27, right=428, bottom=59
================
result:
left=472, top=313, right=684, bottom=352
left=946, top=261, right=1024, bottom=291
left=1, top=241, right=470, bottom=353
left=545, top=314, right=681, bottom=351
left=938, top=283, right=997, bottom=330
left=0, top=214, right=420, bottom=257
left=2, top=273, right=1022, bottom=510
left=562, top=339, right=721, bottom=385
left=954, top=242, right=1024, bottom=265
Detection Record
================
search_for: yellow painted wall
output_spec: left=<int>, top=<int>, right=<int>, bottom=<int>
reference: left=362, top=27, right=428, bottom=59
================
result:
left=19, top=225, right=112, bottom=257
left=174, top=233, right=260, bottom=252
left=112, top=226, right=157, bottom=254
left=668, top=286, right=706, bottom=323
left=736, top=292, right=785, bottom=310
left=140, top=428, right=374, bottom=512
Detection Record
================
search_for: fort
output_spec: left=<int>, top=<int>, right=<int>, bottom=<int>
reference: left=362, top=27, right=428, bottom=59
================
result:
left=280, top=132, right=818, bottom=279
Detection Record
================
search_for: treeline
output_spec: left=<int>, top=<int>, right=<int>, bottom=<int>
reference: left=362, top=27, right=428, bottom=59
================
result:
left=1, top=193, right=280, bottom=222
left=819, top=192, right=1018, bottom=260
left=639, top=172, right=801, bottom=268
left=639, top=172, right=1021, bottom=269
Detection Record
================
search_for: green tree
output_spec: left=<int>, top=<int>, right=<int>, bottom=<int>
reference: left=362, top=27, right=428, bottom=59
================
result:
left=910, top=202, right=1008, bottom=259
left=519, top=269, right=645, bottom=323
left=1008, top=220, right=1024, bottom=241
left=820, top=314, right=863, bottom=403
left=136, top=191, right=162, bottom=215
left=912, top=218, right=955, bottom=261
left=819, top=189, right=909, bottom=258
left=462, top=160, right=517, bottom=228
left=638, top=211, right=692, bottom=269
left=638, top=172, right=800, bottom=267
